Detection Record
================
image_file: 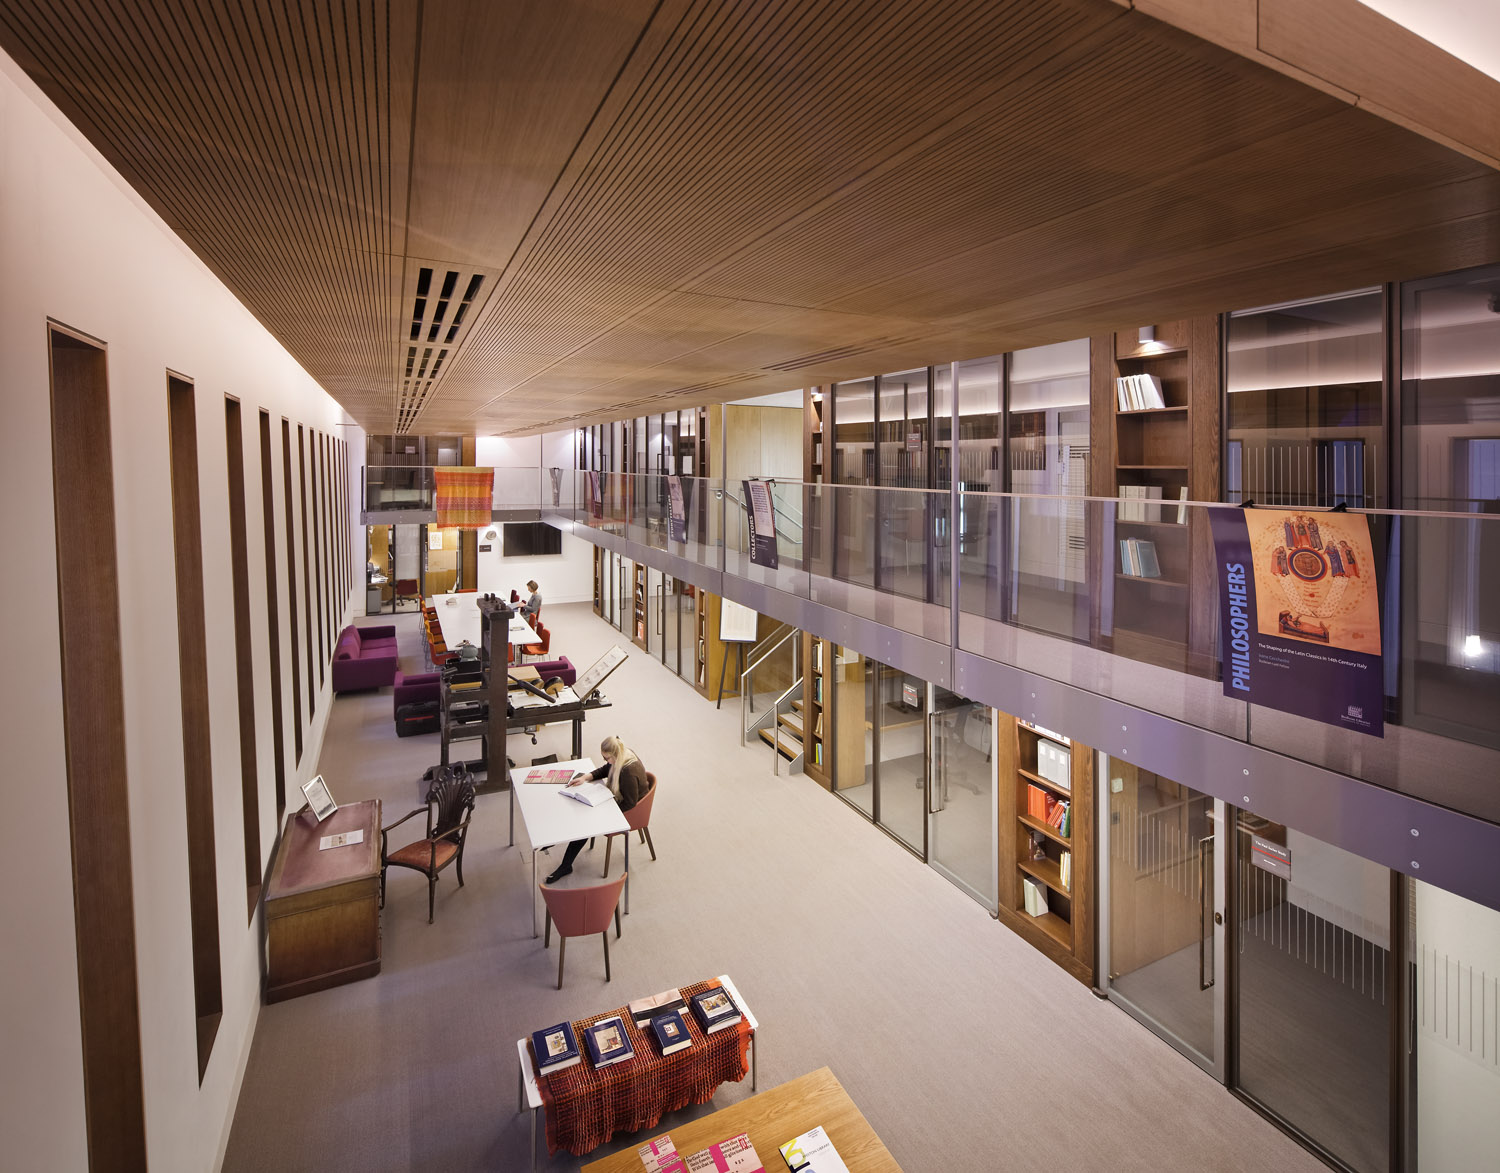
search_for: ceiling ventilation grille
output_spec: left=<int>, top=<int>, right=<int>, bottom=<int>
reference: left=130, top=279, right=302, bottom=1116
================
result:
left=396, top=264, right=488, bottom=432
left=764, top=336, right=924, bottom=372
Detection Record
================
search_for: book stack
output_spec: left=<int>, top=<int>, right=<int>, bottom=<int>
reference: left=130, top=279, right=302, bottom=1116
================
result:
left=583, top=1016, right=634, bottom=1070
left=1023, top=875, right=1049, bottom=917
left=650, top=1009, right=694, bottom=1057
left=1060, top=850, right=1072, bottom=892
left=1118, top=538, right=1162, bottom=578
left=629, top=987, right=686, bottom=1029
left=1036, top=739, right=1070, bottom=789
left=779, top=1124, right=851, bottom=1173
left=1117, top=484, right=1163, bottom=522
left=530, top=1020, right=581, bottom=1077
left=1115, top=373, right=1167, bottom=410
left=684, top=1132, right=764, bottom=1173
left=689, top=987, right=742, bottom=1035
left=1028, top=785, right=1070, bottom=835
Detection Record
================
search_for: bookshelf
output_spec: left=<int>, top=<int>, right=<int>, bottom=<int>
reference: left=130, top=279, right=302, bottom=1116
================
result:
left=996, top=715, right=1095, bottom=984
left=1091, top=320, right=1220, bottom=676
left=592, top=546, right=604, bottom=617
left=692, top=590, right=740, bottom=701
left=801, top=633, right=831, bottom=789
left=631, top=561, right=648, bottom=650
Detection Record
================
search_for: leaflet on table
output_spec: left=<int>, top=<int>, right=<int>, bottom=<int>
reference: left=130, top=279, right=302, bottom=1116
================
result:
left=523, top=766, right=575, bottom=785
left=684, top=1132, right=764, bottom=1173
left=560, top=781, right=615, bottom=807
left=778, top=1125, right=850, bottom=1173
left=318, top=829, right=364, bottom=850
left=637, top=1133, right=689, bottom=1173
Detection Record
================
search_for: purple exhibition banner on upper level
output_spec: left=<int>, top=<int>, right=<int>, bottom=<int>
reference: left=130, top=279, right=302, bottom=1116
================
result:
left=743, top=479, right=778, bottom=569
left=1207, top=506, right=1384, bottom=736
left=667, top=475, right=687, bottom=543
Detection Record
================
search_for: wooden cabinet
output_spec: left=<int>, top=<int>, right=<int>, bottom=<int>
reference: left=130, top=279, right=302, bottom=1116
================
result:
left=592, top=546, right=604, bottom=617
left=264, top=800, right=382, bottom=1002
left=691, top=590, right=741, bottom=701
left=802, top=634, right=831, bottom=789
left=631, top=562, right=648, bottom=649
left=996, top=718, right=1095, bottom=985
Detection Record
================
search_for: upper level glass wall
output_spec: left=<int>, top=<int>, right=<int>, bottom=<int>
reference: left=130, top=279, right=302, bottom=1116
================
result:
left=1009, top=339, right=1091, bottom=497
left=366, top=434, right=462, bottom=467
left=955, top=356, right=1002, bottom=492
left=878, top=368, right=930, bottom=489
left=1226, top=289, right=1385, bottom=508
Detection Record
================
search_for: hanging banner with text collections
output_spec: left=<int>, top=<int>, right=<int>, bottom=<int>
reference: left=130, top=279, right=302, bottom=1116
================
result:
left=743, top=479, right=779, bottom=569
left=667, top=475, right=687, bottom=543
left=1207, top=507, right=1383, bottom=735
left=587, top=471, right=602, bottom=520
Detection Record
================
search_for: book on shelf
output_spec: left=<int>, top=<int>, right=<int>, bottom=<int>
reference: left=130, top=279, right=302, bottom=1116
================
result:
left=1059, top=803, right=1072, bottom=838
left=1176, top=485, right=1189, bottom=524
left=1036, top=739, right=1071, bottom=789
left=1119, top=538, right=1162, bottom=579
left=1027, top=783, right=1049, bottom=822
left=1046, top=797, right=1070, bottom=830
left=560, top=781, right=615, bottom=807
left=689, top=987, right=742, bottom=1035
left=530, top=1020, right=581, bottom=1075
left=1060, top=850, right=1072, bottom=891
left=583, top=1015, right=634, bottom=1069
left=685, top=1132, right=764, bottom=1173
left=638, top=1134, right=689, bottom=1173
left=813, top=641, right=824, bottom=672
left=1023, top=875, right=1049, bottom=917
left=779, top=1124, right=851, bottom=1173
left=629, top=987, right=686, bottom=1029
left=1019, top=720, right=1069, bottom=745
left=649, top=1008, right=694, bottom=1056
left=1119, top=537, right=1138, bottom=577
left=1114, top=373, right=1166, bottom=411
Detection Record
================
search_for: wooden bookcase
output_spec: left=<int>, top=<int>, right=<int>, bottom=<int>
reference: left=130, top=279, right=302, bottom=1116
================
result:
left=801, top=633, right=831, bottom=789
left=692, top=590, right=741, bottom=701
left=631, top=562, right=648, bottom=649
left=1091, top=319, right=1220, bottom=676
left=996, top=715, right=1095, bottom=985
left=592, top=546, right=604, bottom=617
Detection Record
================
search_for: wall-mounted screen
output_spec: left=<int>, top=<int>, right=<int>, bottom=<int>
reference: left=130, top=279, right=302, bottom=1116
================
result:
left=504, top=521, right=562, bottom=557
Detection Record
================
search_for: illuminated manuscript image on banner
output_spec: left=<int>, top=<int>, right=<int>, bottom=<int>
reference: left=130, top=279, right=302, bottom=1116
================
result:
left=667, top=475, right=686, bottom=543
left=1208, top=506, right=1383, bottom=735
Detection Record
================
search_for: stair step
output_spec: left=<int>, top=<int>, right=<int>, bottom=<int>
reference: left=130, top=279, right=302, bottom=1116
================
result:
left=778, top=712, right=804, bottom=736
left=791, top=698, right=805, bottom=713
left=758, top=727, right=801, bottom=759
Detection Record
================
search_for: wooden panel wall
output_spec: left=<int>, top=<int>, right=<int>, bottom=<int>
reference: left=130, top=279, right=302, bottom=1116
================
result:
left=166, top=375, right=222, bottom=1079
left=48, top=326, right=148, bottom=1173
left=223, top=398, right=261, bottom=919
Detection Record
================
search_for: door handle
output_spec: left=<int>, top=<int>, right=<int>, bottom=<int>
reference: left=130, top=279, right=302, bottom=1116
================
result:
left=1199, top=834, right=1216, bottom=991
left=925, top=712, right=944, bottom=815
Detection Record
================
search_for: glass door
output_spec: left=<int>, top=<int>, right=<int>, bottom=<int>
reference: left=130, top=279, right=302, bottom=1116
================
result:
left=1102, top=759, right=1226, bottom=1077
left=874, top=664, right=925, bottom=853
left=1234, top=811, right=1391, bottom=1173
left=926, top=688, right=996, bottom=910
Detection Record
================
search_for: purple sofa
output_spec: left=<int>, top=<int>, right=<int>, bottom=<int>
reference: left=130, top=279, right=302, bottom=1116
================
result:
left=392, top=670, right=441, bottom=718
left=332, top=624, right=399, bottom=692
left=530, top=656, right=576, bottom=687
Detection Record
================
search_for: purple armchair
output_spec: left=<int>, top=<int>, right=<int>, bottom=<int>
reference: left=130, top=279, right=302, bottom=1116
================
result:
left=332, top=624, right=399, bottom=692
left=393, top=671, right=441, bottom=718
left=528, top=655, right=576, bottom=687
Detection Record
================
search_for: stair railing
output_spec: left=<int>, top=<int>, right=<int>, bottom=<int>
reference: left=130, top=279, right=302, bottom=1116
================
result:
left=740, top=624, right=801, bottom=745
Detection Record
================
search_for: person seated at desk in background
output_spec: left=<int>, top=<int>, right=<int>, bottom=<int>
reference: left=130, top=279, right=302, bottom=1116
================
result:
left=544, top=735, right=646, bottom=884
left=522, top=579, right=542, bottom=621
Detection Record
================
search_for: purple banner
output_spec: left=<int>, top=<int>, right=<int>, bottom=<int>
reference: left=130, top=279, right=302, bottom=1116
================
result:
left=743, top=479, right=778, bottom=570
left=667, top=475, right=687, bottom=543
left=1208, top=507, right=1383, bottom=736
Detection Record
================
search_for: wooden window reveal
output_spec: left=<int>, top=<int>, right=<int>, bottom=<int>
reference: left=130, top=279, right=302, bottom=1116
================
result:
left=280, top=419, right=304, bottom=761
left=224, top=398, right=261, bottom=919
left=258, top=411, right=287, bottom=818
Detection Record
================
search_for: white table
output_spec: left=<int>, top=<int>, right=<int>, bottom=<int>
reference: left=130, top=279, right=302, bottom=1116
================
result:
left=430, top=592, right=535, bottom=650
left=509, top=756, right=629, bottom=936
left=515, top=974, right=759, bottom=1173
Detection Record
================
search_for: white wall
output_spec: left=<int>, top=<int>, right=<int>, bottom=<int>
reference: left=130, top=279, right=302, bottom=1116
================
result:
left=476, top=529, right=595, bottom=606
left=0, top=49, right=355, bottom=1172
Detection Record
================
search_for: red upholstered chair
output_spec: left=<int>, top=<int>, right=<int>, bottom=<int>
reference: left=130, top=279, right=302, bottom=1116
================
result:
left=539, top=874, right=626, bottom=990
left=380, top=765, right=476, bottom=923
left=603, top=772, right=657, bottom=876
left=522, top=620, right=550, bottom=659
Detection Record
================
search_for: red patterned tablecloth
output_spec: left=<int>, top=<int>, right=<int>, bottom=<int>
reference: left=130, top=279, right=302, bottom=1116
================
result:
left=531, top=978, right=751, bottom=1157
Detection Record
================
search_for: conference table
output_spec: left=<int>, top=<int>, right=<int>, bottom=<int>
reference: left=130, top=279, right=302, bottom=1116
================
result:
left=509, top=756, right=630, bottom=936
left=428, top=591, right=535, bottom=649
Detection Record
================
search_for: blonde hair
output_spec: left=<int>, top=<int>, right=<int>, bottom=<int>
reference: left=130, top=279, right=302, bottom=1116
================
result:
left=600, top=735, right=624, bottom=761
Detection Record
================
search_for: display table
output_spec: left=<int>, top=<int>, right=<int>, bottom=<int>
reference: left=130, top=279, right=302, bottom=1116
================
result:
left=517, top=975, right=757, bottom=1169
left=578, top=1065, right=900, bottom=1172
left=263, top=800, right=382, bottom=1002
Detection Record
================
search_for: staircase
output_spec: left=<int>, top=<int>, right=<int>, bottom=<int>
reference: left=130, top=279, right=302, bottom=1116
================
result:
left=758, top=696, right=806, bottom=763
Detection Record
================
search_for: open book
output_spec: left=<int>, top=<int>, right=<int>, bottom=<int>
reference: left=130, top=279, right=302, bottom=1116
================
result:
left=560, top=781, right=614, bottom=807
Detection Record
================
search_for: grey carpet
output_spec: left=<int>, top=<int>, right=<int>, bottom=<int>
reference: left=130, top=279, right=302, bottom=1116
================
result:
left=223, top=603, right=1324, bottom=1172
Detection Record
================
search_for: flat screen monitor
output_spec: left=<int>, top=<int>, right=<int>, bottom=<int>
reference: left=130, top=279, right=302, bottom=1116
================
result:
left=503, top=521, right=562, bottom=557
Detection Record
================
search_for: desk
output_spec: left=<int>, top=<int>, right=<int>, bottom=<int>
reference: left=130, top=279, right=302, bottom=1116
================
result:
left=580, top=1066, right=900, bottom=1173
left=263, top=800, right=382, bottom=1002
left=430, top=592, right=534, bottom=649
left=509, top=756, right=629, bottom=935
left=519, top=975, right=758, bottom=1171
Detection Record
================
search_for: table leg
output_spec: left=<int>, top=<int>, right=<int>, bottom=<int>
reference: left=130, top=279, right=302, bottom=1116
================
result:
left=509, top=782, right=515, bottom=847
left=532, top=849, right=539, bottom=938
left=752, top=1030, right=757, bottom=1091
left=624, top=834, right=630, bottom=915
left=572, top=714, right=582, bottom=760
left=531, top=1106, right=537, bottom=1173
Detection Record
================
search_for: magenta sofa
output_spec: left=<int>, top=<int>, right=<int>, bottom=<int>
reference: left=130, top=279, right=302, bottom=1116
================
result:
left=393, top=670, right=441, bottom=717
left=531, top=656, right=576, bottom=687
left=332, top=624, right=399, bottom=692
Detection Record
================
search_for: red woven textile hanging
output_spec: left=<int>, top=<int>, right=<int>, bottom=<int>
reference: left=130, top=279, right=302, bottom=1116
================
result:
left=434, top=466, right=493, bottom=528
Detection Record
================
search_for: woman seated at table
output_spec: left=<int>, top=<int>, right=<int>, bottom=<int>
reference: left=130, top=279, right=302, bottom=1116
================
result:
left=545, top=736, right=647, bottom=884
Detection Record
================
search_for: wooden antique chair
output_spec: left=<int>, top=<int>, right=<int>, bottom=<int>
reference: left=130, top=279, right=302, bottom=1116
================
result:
left=380, top=764, right=476, bottom=923
left=539, top=874, right=627, bottom=989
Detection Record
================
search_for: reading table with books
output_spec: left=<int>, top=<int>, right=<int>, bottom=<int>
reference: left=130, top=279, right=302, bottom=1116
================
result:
left=517, top=975, right=758, bottom=1170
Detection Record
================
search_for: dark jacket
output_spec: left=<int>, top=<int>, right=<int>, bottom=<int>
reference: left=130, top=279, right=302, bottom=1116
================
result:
left=588, top=758, right=648, bottom=812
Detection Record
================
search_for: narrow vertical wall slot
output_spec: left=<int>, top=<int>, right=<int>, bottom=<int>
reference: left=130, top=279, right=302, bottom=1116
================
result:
left=258, top=411, right=287, bottom=818
left=281, top=419, right=303, bottom=761
left=166, top=373, right=223, bottom=1080
left=224, top=398, right=261, bottom=919
left=310, top=429, right=325, bottom=682
left=298, top=426, right=315, bottom=707
left=48, top=324, right=148, bottom=1172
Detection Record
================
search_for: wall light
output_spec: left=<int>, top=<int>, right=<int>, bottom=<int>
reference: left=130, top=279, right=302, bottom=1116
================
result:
left=1138, top=326, right=1155, bottom=344
left=1464, top=634, right=1483, bottom=657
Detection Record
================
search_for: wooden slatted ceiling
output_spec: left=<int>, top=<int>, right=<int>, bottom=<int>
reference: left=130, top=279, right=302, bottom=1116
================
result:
left=2, top=0, right=1497, bottom=437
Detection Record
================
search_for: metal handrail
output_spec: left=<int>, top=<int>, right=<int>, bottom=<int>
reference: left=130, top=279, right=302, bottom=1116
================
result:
left=740, top=624, right=800, bottom=743
left=746, top=622, right=796, bottom=673
left=768, top=675, right=804, bottom=777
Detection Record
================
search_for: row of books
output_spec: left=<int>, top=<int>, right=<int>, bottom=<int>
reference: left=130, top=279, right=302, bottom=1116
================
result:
left=1115, top=373, right=1166, bottom=411
left=1118, top=538, right=1163, bottom=579
left=1023, top=875, right=1049, bottom=918
left=1117, top=484, right=1189, bottom=524
left=638, top=1124, right=850, bottom=1173
left=531, top=987, right=743, bottom=1079
left=1026, top=784, right=1072, bottom=837
left=1060, top=850, right=1072, bottom=891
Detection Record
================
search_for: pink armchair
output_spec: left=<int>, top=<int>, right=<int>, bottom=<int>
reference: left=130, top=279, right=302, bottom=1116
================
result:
left=539, top=874, right=626, bottom=989
left=602, top=772, right=656, bottom=877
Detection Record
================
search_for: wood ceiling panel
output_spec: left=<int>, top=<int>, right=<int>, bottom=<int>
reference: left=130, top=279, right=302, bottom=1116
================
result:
left=1, top=0, right=1496, bottom=437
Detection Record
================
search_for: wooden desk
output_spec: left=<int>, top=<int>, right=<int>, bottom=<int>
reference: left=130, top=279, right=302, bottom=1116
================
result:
left=263, top=800, right=382, bottom=1002
left=580, top=1066, right=901, bottom=1173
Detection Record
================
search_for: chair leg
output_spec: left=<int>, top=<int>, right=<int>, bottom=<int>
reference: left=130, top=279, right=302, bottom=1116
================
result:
left=614, top=906, right=621, bottom=939
left=455, top=849, right=465, bottom=888
left=379, top=865, right=387, bottom=909
left=643, top=827, right=656, bottom=861
left=602, top=835, right=613, bottom=877
left=544, top=910, right=552, bottom=948
left=428, top=873, right=436, bottom=924
left=602, top=931, right=611, bottom=983
left=557, top=936, right=566, bottom=990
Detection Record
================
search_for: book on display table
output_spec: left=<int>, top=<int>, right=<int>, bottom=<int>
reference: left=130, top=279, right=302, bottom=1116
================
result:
left=561, top=780, right=615, bottom=807
left=778, top=1124, right=851, bottom=1173
left=530, top=1020, right=581, bottom=1075
left=650, top=1009, right=694, bottom=1056
left=629, top=987, right=686, bottom=1028
left=689, top=987, right=741, bottom=1035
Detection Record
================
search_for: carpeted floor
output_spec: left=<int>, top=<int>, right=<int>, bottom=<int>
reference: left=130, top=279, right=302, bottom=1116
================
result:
left=222, top=603, right=1324, bottom=1172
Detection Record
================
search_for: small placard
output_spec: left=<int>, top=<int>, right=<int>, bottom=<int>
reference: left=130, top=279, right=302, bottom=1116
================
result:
left=319, top=828, right=364, bottom=851
left=1250, top=834, right=1291, bottom=879
left=479, top=543, right=492, bottom=552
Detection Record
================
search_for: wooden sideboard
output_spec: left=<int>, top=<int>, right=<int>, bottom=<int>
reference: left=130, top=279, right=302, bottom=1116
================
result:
left=263, top=799, right=381, bottom=1003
